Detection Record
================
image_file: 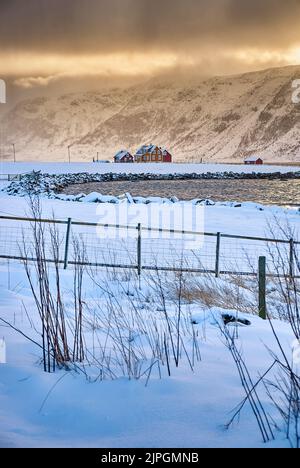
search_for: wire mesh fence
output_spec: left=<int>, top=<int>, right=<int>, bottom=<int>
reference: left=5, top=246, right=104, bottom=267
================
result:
left=0, top=174, right=23, bottom=181
left=0, top=215, right=299, bottom=278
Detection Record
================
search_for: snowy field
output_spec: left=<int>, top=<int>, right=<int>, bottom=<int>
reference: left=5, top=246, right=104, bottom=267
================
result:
left=0, top=268, right=295, bottom=448
left=1, top=191, right=299, bottom=237
left=1, top=161, right=299, bottom=176
left=0, top=165, right=300, bottom=448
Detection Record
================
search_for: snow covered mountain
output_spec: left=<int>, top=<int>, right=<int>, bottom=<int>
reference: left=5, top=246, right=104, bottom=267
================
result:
left=1, top=65, right=300, bottom=162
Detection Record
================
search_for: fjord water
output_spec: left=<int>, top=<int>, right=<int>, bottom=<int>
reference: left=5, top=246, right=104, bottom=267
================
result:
left=63, top=178, right=300, bottom=206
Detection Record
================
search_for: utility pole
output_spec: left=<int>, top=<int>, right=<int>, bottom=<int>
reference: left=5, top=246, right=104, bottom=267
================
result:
left=12, top=143, right=16, bottom=163
left=68, top=145, right=71, bottom=164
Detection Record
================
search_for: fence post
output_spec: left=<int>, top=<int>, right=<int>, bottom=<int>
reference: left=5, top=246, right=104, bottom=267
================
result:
left=64, top=218, right=72, bottom=269
left=289, top=238, right=294, bottom=279
left=258, top=256, right=267, bottom=320
left=215, top=232, right=221, bottom=278
left=137, top=223, right=142, bottom=288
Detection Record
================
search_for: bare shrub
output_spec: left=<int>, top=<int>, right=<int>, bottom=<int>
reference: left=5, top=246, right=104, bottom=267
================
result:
left=19, top=196, right=86, bottom=372
left=222, top=221, right=300, bottom=446
left=263, top=224, right=300, bottom=447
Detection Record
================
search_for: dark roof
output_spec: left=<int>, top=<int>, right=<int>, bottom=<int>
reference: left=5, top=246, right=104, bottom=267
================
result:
left=114, top=150, right=132, bottom=160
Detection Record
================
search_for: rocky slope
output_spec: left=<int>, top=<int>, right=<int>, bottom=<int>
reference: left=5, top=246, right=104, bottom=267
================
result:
left=1, top=65, right=300, bottom=162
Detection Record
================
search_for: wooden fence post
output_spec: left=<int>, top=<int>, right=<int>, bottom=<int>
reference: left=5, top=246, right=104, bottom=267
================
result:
left=137, top=223, right=142, bottom=288
left=64, top=218, right=72, bottom=269
left=289, top=238, right=294, bottom=279
left=215, top=232, right=221, bottom=278
left=258, top=256, right=267, bottom=320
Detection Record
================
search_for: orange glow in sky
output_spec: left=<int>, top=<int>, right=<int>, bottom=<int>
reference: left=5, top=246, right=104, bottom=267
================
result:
left=1, top=46, right=300, bottom=88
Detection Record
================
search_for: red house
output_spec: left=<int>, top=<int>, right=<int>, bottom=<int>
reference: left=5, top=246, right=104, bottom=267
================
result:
left=162, top=149, right=172, bottom=162
left=114, top=150, right=134, bottom=163
left=244, top=156, right=263, bottom=165
left=135, top=145, right=173, bottom=163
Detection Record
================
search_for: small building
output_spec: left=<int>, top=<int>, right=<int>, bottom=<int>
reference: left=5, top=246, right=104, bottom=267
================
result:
left=162, top=149, right=172, bottom=163
left=135, top=145, right=172, bottom=163
left=244, top=156, right=263, bottom=165
left=114, top=150, right=134, bottom=163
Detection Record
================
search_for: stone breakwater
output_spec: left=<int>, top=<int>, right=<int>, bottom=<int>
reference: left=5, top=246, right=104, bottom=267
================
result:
left=2, top=172, right=300, bottom=213
left=3, top=169, right=300, bottom=196
left=2, top=170, right=300, bottom=208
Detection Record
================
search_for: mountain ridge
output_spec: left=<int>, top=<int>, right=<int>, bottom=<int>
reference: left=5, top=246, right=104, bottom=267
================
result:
left=1, top=65, right=300, bottom=162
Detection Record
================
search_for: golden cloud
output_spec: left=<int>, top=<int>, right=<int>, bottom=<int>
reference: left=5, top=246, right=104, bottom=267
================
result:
left=1, top=46, right=300, bottom=89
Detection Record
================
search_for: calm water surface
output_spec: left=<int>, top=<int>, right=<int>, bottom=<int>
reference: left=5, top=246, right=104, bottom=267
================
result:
left=63, top=179, right=300, bottom=205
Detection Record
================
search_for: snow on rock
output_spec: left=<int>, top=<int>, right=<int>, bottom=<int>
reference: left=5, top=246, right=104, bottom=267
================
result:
left=191, top=199, right=215, bottom=206
left=143, top=196, right=173, bottom=204
left=80, top=192, right=119, bottom=204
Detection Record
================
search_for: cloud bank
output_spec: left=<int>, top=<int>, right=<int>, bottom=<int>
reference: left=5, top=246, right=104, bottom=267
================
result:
left=1, top=0, right=300, bottom=87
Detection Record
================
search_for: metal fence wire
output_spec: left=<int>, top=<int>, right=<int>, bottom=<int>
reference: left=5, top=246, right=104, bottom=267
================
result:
left=0, top=215, right=299, bottom=278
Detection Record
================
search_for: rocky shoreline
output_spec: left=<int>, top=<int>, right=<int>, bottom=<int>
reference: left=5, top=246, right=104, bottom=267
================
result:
left=3, top=169, right=300, bottom=198
left=2, top=170, right=300, bottom=211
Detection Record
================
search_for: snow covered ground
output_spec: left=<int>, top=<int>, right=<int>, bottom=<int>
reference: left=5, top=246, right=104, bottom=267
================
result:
left=1, top=191, right=299, bottom=237
left=0, top=165, right=299, bottom=448
left=1, top=161, right=299, bottom=176
left=0, top=267, right=294, bottom=448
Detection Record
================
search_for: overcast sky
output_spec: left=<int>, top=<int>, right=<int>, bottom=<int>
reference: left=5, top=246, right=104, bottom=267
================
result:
left=1, top=0, right=300, bottom=90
